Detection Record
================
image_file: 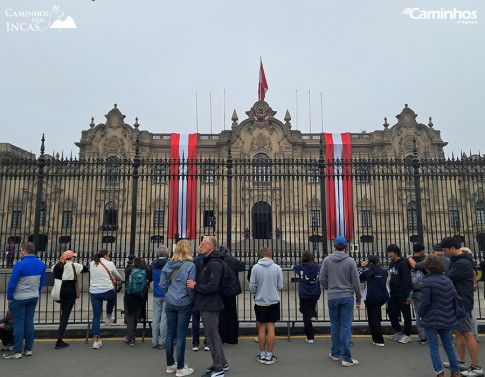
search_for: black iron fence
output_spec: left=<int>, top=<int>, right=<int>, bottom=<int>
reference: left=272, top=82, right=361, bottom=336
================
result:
left=1, top=138, right=485, bottom=268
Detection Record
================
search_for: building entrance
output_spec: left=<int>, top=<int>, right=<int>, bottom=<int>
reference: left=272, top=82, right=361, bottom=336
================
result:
left=252, top=201, right=272, bottom=239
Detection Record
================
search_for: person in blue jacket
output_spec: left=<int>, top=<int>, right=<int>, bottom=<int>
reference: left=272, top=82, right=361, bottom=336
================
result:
left=292, top=251, right=321, bottom=344
left=151, top=245, right=169, bottom=349
left=360, top=255, right=389, bottom=346
left=3, top=242, right=46, bottom=359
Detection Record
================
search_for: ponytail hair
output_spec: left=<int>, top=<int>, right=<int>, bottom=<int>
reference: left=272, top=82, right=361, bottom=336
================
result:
left=366, top=255, right=381, bottom=280
left=93, top=249, right=109, bottom=265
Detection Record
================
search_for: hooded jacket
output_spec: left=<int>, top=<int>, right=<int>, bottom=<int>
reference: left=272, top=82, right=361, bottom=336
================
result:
left=447, top=252, right=475, bottom=312
left=388, top=257, right=412, bottom=299
left=193, top=250, right=224, bottom=311
left=160, top=259, right=195, bottom=306
left=250, top=258, right=283, bottom=305
left=319, top=251, right=361, bottom=302
left=292, top=263, right=321, bottom=299
left=219, top=245, right=245, bottom=295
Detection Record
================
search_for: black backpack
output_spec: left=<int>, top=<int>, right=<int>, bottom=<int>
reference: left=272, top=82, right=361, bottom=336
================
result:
left=212, top=259, right=240, bottom=298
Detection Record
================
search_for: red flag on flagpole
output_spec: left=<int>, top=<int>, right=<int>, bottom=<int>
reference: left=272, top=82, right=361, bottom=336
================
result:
left=258, top=58, right=268, bottom=101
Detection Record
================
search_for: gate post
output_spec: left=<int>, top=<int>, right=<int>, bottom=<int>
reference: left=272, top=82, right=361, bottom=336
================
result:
left=129, top=135, right=140, bottom=261
left=33, top=134, right=46, bottom=254
left=226, top=138, right=233, bottom=249
left=413, top=137, right=424, bottom=243
left=319, top=135, right=328, bottom=256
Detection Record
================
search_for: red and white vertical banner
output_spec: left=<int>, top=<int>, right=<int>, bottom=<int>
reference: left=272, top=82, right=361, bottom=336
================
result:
left=169, top=133, right=198, bottom=239
left=258, top=58, right=268, bottom=101
left=324, top=132, right=353, bottom=241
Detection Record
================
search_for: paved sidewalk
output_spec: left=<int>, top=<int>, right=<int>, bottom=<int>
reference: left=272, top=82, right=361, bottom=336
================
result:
left=3, top=335, right=485, bottom=377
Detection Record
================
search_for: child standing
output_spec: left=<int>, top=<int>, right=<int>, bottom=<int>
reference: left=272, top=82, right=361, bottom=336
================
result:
left=292, top=251, right=321, bottom=344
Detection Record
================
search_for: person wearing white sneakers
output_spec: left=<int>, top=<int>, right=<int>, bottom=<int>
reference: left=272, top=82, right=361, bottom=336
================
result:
left=88, top=249, right=122, bottom=349
left=320, top=236, right=361, bottom=367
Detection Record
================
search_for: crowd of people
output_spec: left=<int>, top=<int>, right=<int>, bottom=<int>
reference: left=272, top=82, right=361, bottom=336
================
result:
left=1, top=236, right=484, bottom=377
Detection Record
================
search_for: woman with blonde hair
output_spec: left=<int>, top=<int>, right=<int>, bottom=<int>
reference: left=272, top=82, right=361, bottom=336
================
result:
left=53, top=250, right=88, bottom=349
left=89, top=249, right=122, bottom=349
left=160, top=240, right=196, bottom=376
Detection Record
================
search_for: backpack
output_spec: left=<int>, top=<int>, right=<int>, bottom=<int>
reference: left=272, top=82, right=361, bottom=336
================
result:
left=126, top=268, right=148, bottom=297
left=411, top=269, right=424, bottom=291
left=213, top=259, right=240, bottom=298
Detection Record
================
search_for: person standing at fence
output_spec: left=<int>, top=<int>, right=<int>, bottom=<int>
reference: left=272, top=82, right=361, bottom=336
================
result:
left=123, top=257, right=151, bottom=347
left=408, top=242, right=428, bottom=344
left=187, top=236, right=228, bottom=377
left=218, top=245, right=245, bottom=344
left=320, top=236, right=361, bottom=367
left=161, top=240, right=196, bottom=377
left=292, top=251, right=321, bottom=344
left=53, top=250, right=89, bottom=349
left=386, top=244, right=413, bottom=344
left=441, top=237, right=483, bottom=377
left=250, top=247, right=283, bottom=365
left=89, top=249, right=122, bottom=350
left=151, top=245, right=169, bottom=349
left=461, top=247, right=480, bottom=343
left=5, top=237, right=15, bottom=268
left=418, top=255, right=461, bottom=377
left=3, top=242, right=46, bottom=359
left=359, top=255, right=389, bottom=347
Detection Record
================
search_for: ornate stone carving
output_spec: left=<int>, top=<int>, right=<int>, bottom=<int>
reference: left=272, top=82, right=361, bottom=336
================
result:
left=251, top=133, right=272, bottom=154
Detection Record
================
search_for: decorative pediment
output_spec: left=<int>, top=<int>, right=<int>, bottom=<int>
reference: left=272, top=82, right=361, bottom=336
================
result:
left=245, top=101, right=277, bottom=123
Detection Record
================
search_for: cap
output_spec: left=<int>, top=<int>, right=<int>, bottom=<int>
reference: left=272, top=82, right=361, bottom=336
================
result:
left=63, top=250, right=77, bottom=260
left=432, top=243, right=443, bottom=252
left=334, top=236, right=348, bottom=247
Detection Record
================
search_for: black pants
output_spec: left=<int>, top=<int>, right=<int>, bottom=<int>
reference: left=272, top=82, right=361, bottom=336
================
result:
left=299, top=298, right=317, bottom=340
left=365, top=301, right=386, bottom=343
left=218, top=296, right=239, bottom=344
left=387, top=295, right=412, bottom=336
left=57, top=299, right=76, bottom=339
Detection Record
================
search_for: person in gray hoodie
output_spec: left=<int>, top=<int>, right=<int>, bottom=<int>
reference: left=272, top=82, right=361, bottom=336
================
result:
left=320, top=236, right=361, bottom=367
left=250, top=247, right=283, bottom=366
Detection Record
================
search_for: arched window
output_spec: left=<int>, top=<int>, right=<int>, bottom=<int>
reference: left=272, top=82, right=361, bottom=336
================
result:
left=103, top=201, right=118, bottom=230
left=253, top=153, right=271, bottom=182
left=476, top=201, right=485, bottom=225
left=407, top=201, right=417, bottom=230
left=106, top=156, right=120, bottom=185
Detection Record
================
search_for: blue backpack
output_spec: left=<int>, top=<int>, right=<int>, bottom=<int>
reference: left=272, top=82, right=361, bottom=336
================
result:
left=126, top=268, right=148, bottom=297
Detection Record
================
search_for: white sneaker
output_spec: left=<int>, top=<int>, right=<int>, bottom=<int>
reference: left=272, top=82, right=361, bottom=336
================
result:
left=92, top=341, right=103, bottom=349
left=254, top=336, right=259, bottom=343
left=342, top=359, right=360, bottom=367
left=398, top=335, right=412, bottom=344
left=372, top=342, right=385, bottom=347
left=461, top=366, right=485, bottom=377
left=388, top=332, right=402, bottom=341
left=305, top=338, right=314, bottom=344
left=328, top=353, right=340, bottom=361
left=166, top=364, right=177, bottom=374
left=176, top=365, right=194, bottom=377
left=204, top=345, right=210, bottom=351
left=192, top=345, right=199, bottom=352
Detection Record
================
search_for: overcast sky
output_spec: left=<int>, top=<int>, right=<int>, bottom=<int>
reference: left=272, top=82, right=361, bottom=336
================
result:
left=1, top=0, right=483, bottom=158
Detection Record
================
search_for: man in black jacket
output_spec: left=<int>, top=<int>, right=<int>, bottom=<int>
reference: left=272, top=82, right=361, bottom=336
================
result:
left=386, top=244, right=413, bottom=344
left=442, top=237, right=483, bottom=377
left=187, top=236, right=228, bottom=377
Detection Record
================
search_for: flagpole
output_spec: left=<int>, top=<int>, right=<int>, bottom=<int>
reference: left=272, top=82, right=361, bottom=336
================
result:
left=209, top=91, right=213, bottom=134
left=296, top=89, right=299, bottom=130
left=195, top=92, right=199, bottom=134
left=308, top=90, right=312, bottom=134
left=223, top=89, right=226, bottom=131
left=320, top=92, right=324, bottom=133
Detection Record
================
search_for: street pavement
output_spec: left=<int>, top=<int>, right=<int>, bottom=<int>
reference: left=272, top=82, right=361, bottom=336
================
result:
left=3, top=334, right=485, bottom=377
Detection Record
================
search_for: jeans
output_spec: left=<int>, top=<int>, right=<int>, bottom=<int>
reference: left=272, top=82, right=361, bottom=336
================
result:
left=328, top=296, right=354, bottom=363
left=201, top=310, right=227, bottom=370
left=9, top=297, right=38, bottom=353
left=425, top=328, right=460, bottom=373
left=90, top=289, right=116, bottom=337
left=413, top=291, right=426, bottom=340
left=152, top=297, right=167, bottom=347
left=191, top=309, right=207, bottom=347
left=165, top=302, right=193, bottom=369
